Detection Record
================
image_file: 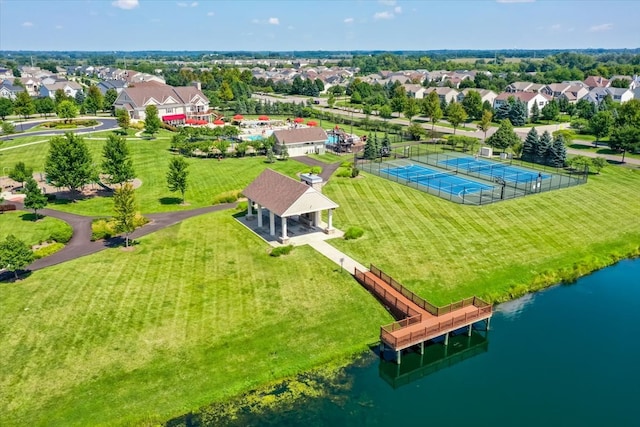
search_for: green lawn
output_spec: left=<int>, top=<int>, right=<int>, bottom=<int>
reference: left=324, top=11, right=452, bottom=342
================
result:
left=325, top=166, right=640, bottom=304
left=1, top=135, right=312, bottom=216
left=568, top=143, right=640, bottom=160
left=0, top=211, right=72, bottom=246
left=307, top=152, right=344, bottom=164
left=0, top=211, right=390, bottom=426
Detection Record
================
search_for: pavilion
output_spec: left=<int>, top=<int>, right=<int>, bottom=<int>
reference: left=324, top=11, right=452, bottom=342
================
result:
left=243, top=169, right=339, bottom=243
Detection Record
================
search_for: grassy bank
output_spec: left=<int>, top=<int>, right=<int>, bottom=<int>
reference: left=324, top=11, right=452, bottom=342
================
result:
left=325, top=165, right=640, bottom=304
left=0, top=211, right=72, bottom=247
left=0, top=211, right=390, bottom=425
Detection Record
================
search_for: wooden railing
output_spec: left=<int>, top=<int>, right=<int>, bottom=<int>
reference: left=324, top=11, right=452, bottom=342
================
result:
left=355, top=269, right=422, bottom=317
left=380, top=306, right=493, bottom=350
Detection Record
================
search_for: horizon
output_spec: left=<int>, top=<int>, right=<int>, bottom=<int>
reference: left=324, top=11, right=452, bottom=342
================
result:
left=1, top=0, right=638, bottom=51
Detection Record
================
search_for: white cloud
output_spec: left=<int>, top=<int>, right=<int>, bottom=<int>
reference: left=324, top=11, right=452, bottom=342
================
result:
left=22, top=21, right=33, bottom=27
left=374, top=11, right=394, bottom=20
left=207, top=11, right=214, bottom=16
left=496, top=0, right=535, bottom=3
left=344, top=17, right=354, bottom=24
left=112, top=0, right=139, bottom=10
left=177, top=2, right=188, bottom=6
left=287, top=25, right=294, bottom=30
left=394, top=6, right=402, bottom=14
left=55, top=25, right=63, bottom=30
left=268, top=17, right=279, bottom=25
left=378, top=0, right=396, bottom=5
left=589, top=23, right=613, bottom=32
left=550, top=24, right=561, bottom=31
left=190, top=1, right=198, bottom=6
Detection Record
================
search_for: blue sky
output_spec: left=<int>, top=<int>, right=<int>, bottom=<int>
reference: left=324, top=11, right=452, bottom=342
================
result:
left=0, top=0, right=637, bottom=51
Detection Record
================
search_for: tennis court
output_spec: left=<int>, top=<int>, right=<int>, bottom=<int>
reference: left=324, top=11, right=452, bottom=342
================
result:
left=438, top=158, right=550, bottom=184
left=380, top=164, right=493, bottom=197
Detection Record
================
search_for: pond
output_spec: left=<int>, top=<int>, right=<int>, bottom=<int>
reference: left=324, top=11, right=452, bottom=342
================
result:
left=177, top=258, right=640, bottom=426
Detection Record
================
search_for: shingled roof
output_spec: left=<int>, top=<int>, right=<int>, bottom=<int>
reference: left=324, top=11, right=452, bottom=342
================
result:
left=120, top=82, right=207, bottom=108
left=273, top=127, right=328, bottom=145
left=243, top=169, right=338, bottom=217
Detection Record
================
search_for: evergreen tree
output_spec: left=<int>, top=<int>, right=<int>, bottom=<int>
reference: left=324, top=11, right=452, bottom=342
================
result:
left=547, top=135, right=567, bottom=168
left=440, top=97, right=448, bottom=114
left=166, top=157, right=189, bottom=203
left=144, top=104, right=161, bottom=137
left=45, top=133, right=94, bottom=192
left=494, top=101, right=511, bottom=122
left=74, top=90, right=85, bottom=106
left=522, top=127, right=539, bottom=162
left=113, top=182, right=137, bottom=247
left=537, top=131, right=553, bottom=165
left=530, top=102, right=540, bottom=123
left=102, top=134, right=135, bottom=185
left=23, top=177, right=48, bottom=219
left=0, top=234, right=34, bottom=279
left=381, top=133, right=391, bottom=156
left=509, top=99, right=528, bottom=126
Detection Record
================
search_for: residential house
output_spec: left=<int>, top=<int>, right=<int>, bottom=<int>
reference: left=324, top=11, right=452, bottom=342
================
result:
left=272, top=127, right=328, bottom=157
left=122, top=70, right=166, bottom=85
left=404, top=84, right=427, bottom=99
left=505, top=81, right=545, bottom=93
left=0, top=82, right=25, bottom=100
left=97, top=80, right=127, bottom=95
left=19, top=77, right=41, bottom=96
left=583, top=76, right=610, bottom=90
left=424, top=87, right=459, bottom=104
left=542, top=83, right=589, bottom=103
left=0, top=67, right=13, bottom=79
left=494, top=92, right=552, bottom=117
left=583, top=87, right=634, bottom=104
left=457, top=89, right=498, bottom=106
left=39, top=80, right=83, bottom=99
left=113, top=81, right=211, bottom=125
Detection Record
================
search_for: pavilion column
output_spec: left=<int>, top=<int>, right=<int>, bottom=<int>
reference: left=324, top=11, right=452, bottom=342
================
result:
left=279, top=216, right=289, bottom=243
left=257, top=205, right=263, bottom=227
left=324, top=209, right=334, bottom=234
left=269, top=211, right=275, bottom=236
left=314, top=211, right=320, bottom=227
left=246, top=198, right=253, bottom=219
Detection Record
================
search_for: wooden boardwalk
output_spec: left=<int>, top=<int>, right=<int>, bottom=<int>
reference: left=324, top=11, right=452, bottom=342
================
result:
left=355, top=265, right=492, bottom=360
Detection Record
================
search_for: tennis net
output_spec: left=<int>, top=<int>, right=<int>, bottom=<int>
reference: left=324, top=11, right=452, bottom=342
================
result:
left=466, top=163, right=507, bottom=173
left=405, top=170, right=457, bottom=183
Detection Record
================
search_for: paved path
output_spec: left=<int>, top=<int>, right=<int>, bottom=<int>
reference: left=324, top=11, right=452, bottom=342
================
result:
left=306, top=239, right=367, bottom=274
left=567, top=141, right=640, bottom=166
left=7, top=202, right=235, bottom=273
left=294, top=156, right=342, bottom=181
left=0, top=117, right=118, bottom=142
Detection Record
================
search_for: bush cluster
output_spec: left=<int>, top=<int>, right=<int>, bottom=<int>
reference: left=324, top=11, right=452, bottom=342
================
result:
left=270, top=245, right=294, bottom=257
left=344, top=226, right=364, bottom=240
left=50, top=228, right=73, bottom=244
left=34, top=242, right=65, bottom=259
left=212, top=190, right=241, bottom=205
left=91, top=214, right=148, bottom=241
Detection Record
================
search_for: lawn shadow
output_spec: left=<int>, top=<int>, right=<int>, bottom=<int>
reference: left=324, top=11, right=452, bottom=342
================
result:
left=569, top=144, right=595, bottom=151
left=0, top=269, right=33, bottom=283
left=19, top=212, right=42, bottom=221
left=159, top=197, right=182, bottom=205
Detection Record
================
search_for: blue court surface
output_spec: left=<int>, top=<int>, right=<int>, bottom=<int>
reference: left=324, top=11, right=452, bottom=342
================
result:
left=380, top=164, right=492, bottom=197
left=439, top=158, right=549, bottom=184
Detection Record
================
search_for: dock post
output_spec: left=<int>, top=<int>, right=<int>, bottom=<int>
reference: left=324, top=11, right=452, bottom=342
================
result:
left=486, top=317, right=491, bottom=331
left=379, top=342, right=384, bottom=356
left=396, top=350, right=401, bottom=365
left=419, top=341, right=424, bottom=355
left=468, top=324, right=473, bottom=336
left=444, top=332, right=449, bottom=346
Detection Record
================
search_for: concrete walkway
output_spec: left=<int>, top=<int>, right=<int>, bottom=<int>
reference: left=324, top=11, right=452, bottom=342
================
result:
left=295, top=156, right=343, bottom=181
left=306, top=239, right=367, bottom=274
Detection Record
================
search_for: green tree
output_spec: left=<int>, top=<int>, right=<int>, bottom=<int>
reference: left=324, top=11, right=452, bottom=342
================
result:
left=477, top=110, right=493, bottom=143
left=167, top=156, right=189, bottom=203
left=74, top=90, right=85, bottom=106
left=509, top=99, right=528, bottom=126
left=423, top=91, right=443, bottom=131
left=84, top=85, right=104, bottom=115
left=103, top=88, right=118, bottom=112
left=1, top=120, right=16, bottom=134
left=446, top=102, right=468, bottom=135
left=23, top=177, right=48, bottom=219
left=609, top=125, right=640, bottom=163
left=404, top=97, right=420, bottom=123
left=102, top=134, right=135, bottom=185
left=45, top=133, right=94, bottom=192
left=35, top=97, right=55, bottom=118
left=279, top=144, right=289, bottom=161
left=541, top=100, right=560, bottom=122
left=56, top=100, right=78, bottom=123
left=461, top=90, right=483, bottom=120
left=0, top=98, right=14, bottom=119
left=116, top=108, right=130, bottom=131
left=487, top=119, right=519, bottom=153
left=113, top=182, right=137, bottom=247
left=9, top=161, right=33, bottom=187
left=218, top=81, right=234, bottom=102
left=379, top=104, right=393, bottom=120
left=266, top=148, right=275, bottom=163
left=406, top=123, right=426, bottom=141
left=0, top=234, right=34, bottom=279
left=530, top=102, right=540, bottom=123
left=13, top=91, right=35, bottom=119
left=589, top=110, right=614, bottom=142
left=590, top=157, right=608, bottom=174
left=547, top=135, right=567, bottom=167
left=522, top=127, right=539, bottom=162
left=54, top=89, right=68, bottom=105
left=327, top=94, right=336, bottom=109
left=537, top=130, right=553, bottom=164
left=144, top=104, right=161, bottom=137
left=615, top=99, right=640, bottom=128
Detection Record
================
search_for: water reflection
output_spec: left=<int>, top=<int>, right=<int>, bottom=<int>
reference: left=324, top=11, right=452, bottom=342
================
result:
left=378, top=330, right=489, bottom=389
left=494, top=293, right=535, bottom=319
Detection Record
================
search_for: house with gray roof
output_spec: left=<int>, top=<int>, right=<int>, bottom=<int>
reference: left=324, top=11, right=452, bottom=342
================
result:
left=39, top=80, right=83, bottom=99
left=97, top=80, right=127, bottom=95
left=0, top=82, right=25, bottom=100
left=272, top=127, right=328, bottom=158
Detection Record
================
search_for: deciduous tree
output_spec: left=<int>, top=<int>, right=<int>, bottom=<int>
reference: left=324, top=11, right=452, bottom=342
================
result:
left=541, top=100, right=560, bottom=122
left=116, top=108, right=130, bottom=131
left=446, top=102, right=468, bottom=135
left=113, top=182, right=137, bottom=247
left=477, top=110, right=493, bottom=143
left=0, top=98, right=13, bottom=119
left=104, top=88, right=118, bottom=112
left=0, top=234, right=34, bottom=279
left=487, top=119, right=520, bottom=153
left=589, top=110, right=614, bottom=142
left=461, top=90, right=483, bottom=120
left=23, top=177, right=48, bottom=219
left=8, top=161, right=33, bottom=187
left=609, top=125, right=640, bottom=163
left=13, top=91, right=35, bottom=119
left=45, top=133, right=94, bottom=192
left=84, top=85, right=104, bottom=115
left=403, top=98, right=420, bottom=123
left=144, top=104, right=161, bottom=137
left=167, top=157, right=189, bottom=203
left=102, top=134, right=135, bottom=185
left=56, top=100, right=78, bottom=123
left=35, top=97, right=55, bottom=118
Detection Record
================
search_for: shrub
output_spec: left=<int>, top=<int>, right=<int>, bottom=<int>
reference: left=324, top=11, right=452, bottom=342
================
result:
left=235, top=201, right=248, bottom=212
left=270, top=245, right=294, bottom=257
left=50, top=227, right=73, bottom=243
left=344, top=226, right=364, bottom=240
left=33, top=242, right=65, bottom=259
left=340, top=161, right=353, bottom=168
left=161, top=122, right=178, bottom=132
left=310, top=166, right=322, bottom=175
left=336, top=167, right=352, bottom=178
left=91, top=218, right=114, bottom=241
left=212, top=189, right=241, bottom=205
left=351, top=167, right=360, bottom=178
